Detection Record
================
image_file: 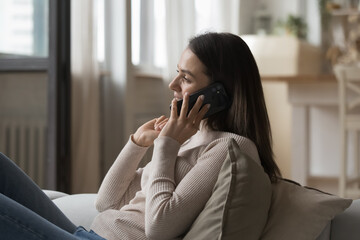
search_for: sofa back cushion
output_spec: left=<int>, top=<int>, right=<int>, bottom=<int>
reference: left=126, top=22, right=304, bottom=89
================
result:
left=183, top=138, right=352, bottom=240
left=260, top=179, right=352, bottom=240
left=184, top=139, right=271, bottom=240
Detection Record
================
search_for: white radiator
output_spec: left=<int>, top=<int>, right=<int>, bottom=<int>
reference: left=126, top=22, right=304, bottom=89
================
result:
left=0, top=117, right=47, bottom=188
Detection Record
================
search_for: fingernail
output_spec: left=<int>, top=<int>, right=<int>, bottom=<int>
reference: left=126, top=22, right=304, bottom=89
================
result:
left=185, top=92, right=189, bottom=96
left=200, top=95, right=204, bottom=100
left=207, top=104, right=211, bottom=108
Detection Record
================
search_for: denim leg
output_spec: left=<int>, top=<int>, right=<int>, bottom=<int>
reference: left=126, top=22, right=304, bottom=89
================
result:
left=0, top=193, right=80, bottom=240
left=0, top=152, right=76, bottom=233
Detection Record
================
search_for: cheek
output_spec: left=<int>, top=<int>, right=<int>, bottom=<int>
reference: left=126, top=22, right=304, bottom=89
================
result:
left=182, top=85, right=197, bottom=95
left=186, top=82, right=209, bottom=95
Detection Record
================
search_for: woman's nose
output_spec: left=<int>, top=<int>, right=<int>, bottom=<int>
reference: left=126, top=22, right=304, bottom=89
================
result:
left=169, top=77, right=181, bottom=92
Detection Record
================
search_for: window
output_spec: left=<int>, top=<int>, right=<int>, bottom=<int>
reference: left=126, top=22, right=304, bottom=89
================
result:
left=0, top=0, right=49, bottom=58
left=130, top=0, right=225, bottom=71
left=0, top=0, right=72, bottom=191
left=131, top=0, right=166, bottom=69
left=195, top=0, right=222, bottom=33
left=95, top=0, right=105, bottom=63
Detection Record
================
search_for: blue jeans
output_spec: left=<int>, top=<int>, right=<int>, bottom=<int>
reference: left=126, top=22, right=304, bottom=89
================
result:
left=0, top=152, right=105, bottom=240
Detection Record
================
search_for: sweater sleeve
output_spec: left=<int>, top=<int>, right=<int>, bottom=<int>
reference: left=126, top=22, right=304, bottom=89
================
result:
left=95, top=136, right=149, bottom=212
left=145, top=136, right=231, bottom=240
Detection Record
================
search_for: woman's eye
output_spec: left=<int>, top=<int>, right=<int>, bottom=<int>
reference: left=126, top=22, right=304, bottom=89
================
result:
left=176, top=69, right=190, bottom=82
left=182, top=76, right=190, bottom=82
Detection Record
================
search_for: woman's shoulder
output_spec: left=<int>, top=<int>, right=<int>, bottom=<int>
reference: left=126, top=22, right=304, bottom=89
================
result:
left=203, top=131, right=260, bottom=164
left=200, top=130, right=250, bottom=145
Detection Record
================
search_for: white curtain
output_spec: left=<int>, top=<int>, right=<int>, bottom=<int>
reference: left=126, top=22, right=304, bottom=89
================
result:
left=195, top=0, right=241, bottom=34
left=163, top=0, right=196, bottom=81
left=71, top=0, right=101, bottom=193
left=163, top=0, right=242, bottom=82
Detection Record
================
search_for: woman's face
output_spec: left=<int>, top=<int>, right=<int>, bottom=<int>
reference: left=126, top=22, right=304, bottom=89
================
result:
left=169, top=48, right=211, bottom=101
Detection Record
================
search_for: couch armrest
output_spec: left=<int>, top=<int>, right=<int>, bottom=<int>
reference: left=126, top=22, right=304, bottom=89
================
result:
left=331, top=199, right=360, bottom=240
left=43, top=189, right=69, bottom=200
left=51, top=193, right=99, bottom=231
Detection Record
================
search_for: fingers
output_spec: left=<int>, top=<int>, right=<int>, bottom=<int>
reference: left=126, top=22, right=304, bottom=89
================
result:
left=194, top=104, right=210, bottom=127
left=179, top=93, right=205, bottom=120
left=157, top=121, right=167, bottom=130
left=179, top=92, right=189, bottom=118
left=170, top=98, right=178, bottom=119
left=187, top=95, right=204, bottom=120
left=154, top=116, right=168, bottom=131
left=155, top=116, right=166, bottom=125
left=167, top=93, right=209, bottom=136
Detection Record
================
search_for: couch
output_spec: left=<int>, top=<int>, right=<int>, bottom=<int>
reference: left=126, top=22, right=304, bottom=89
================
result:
left=44, top=140, right=358, bottom=239
left=45, top=190, right=360, bottom=240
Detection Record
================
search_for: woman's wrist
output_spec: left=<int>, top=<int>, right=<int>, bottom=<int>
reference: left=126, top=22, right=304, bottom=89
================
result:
left=131, top=134, right=145, bottom=147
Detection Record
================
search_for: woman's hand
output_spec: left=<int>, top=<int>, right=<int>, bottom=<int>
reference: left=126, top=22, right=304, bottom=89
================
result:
left=159, top=93, right=210, bottom=145
left=133, top=116, right=168, bottom=147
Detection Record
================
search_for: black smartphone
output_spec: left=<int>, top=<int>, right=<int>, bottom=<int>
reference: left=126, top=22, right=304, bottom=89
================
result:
left=171, top=82, right=231, bottom=119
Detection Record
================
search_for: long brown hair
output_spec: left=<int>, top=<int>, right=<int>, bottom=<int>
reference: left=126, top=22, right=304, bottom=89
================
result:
left=188, top=32, right=281, bottom=182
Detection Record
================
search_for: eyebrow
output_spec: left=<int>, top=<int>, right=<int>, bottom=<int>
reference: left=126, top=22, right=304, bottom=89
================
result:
left=177, top=65, right=195, bottom=78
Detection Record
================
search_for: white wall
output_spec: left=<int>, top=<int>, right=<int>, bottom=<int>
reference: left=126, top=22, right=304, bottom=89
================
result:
left=0, top=72, right=48, bottom=188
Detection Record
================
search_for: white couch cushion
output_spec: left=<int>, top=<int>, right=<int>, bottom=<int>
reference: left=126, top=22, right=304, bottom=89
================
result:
left=53, top=193, right=98, bottom=231
left=43, top=190, right=69, bottom=200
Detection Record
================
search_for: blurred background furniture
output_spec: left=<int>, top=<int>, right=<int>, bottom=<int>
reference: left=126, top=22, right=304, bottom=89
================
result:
left=334, top=64, right=360, bottom=198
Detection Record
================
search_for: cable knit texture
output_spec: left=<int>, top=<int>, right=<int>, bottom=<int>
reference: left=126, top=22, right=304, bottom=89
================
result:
left=91, top=130, right=260, bottom=240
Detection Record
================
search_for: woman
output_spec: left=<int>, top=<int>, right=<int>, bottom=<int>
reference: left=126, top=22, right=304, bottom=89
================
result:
left=0, top=32, right=280, bottom=239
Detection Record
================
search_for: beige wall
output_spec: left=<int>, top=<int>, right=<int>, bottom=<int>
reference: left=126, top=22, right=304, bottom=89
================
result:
left=0, top=73, right=47, bottom=117
left=263, top=81, right=292, bottom=178
left=0, top=72, right=49, bottom=188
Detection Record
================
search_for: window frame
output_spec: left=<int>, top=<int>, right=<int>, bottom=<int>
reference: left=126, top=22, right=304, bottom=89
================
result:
left=0, top=0, right=49, bottom=72
left=0, top=0, right=72, bottom=193
left=0, top=58, right=48, bottom=71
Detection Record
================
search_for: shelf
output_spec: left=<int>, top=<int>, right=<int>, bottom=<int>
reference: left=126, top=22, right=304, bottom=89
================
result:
left=262, top=74, right=336, bottom=83
left=330, top=8, right=360, bottom=16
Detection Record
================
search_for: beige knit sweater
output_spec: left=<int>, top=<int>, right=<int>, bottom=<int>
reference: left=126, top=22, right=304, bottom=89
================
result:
left=90, top=130, right=260, bottom=240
